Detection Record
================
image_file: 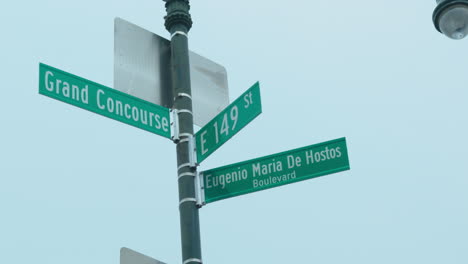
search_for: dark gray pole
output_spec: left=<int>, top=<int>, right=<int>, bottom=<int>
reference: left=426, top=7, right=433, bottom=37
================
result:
left=163, top=1, right=202, bottom=264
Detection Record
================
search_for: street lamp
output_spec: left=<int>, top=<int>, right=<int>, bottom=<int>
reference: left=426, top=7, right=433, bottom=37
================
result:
left=433, top=0, right=468, bottom=39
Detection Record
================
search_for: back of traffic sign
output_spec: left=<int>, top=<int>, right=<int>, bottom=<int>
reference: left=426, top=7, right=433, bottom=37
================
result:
left=114, top=17, right=230, bottom=127
left=120, top=247, right=166, bottom=264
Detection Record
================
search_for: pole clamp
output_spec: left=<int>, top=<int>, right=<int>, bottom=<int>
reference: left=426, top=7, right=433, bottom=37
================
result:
left=177, top=134, right=199, bottom=168
left=171, top=109, right=193, bottom=142
left=178, top=172, right=196, bottom=180
left=179, top=197, right=197, bottom=206
left=174, top=135, right=197, bottom=168
left=171, top=31, right=188, bottom=38
left=183, top=258, right=202, bottom=264
left=176, top=92, right=192, bottom=100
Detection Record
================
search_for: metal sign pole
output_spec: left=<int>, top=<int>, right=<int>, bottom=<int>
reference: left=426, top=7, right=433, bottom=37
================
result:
left=164, top=1, right=202, bottom=264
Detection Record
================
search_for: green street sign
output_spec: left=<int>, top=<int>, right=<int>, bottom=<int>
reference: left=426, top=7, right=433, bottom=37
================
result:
left=200, top=137, right=350, bottom=204
left=39, top=63, right=171, bottom=138
left=195, top=82, right=262, bottom=163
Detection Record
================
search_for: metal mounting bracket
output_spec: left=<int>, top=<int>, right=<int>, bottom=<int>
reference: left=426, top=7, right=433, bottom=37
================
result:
left=196, top=172, right=206, bottom=208
left=188, top=135, right=198, bottom=168
left=171, top=109, right=180, bottom=142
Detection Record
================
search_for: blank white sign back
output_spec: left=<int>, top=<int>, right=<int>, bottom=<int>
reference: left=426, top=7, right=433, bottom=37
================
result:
left=114, top=17, right=229, bottom=127
left=120, top=247, right=166, bottom=264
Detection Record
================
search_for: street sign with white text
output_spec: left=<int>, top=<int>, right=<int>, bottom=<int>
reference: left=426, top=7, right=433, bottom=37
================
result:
left=195, top=82, right=262, bottom=163
left=39, top=63, right=171, bottom=138
left=200, top=138, right=350, bottom=204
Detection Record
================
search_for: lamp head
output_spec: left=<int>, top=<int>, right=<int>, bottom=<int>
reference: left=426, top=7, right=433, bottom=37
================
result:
left=433, top=0, right=468, bottom=39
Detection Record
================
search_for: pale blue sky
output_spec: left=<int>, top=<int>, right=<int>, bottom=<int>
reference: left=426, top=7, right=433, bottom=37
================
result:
left=1, top=1, right=467, bottom=263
